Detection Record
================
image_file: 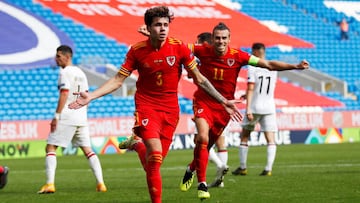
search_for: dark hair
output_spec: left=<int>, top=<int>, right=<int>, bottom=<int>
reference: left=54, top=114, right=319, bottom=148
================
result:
left=252, top=42, right=266, bottom=50
left=197, top=32, right=212, bottom=44
left=57, top=45, right=73, bottom=57
left=144, top=6, right=174, bottom=26
left=212, top=22, right=230, bottom=34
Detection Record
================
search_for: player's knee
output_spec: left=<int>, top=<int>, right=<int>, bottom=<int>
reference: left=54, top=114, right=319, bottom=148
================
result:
left=45, top=144, right=57, bottom=152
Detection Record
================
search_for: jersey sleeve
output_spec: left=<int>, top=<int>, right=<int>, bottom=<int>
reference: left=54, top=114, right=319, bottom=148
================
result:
left=237, top=49, right=253, bottom=66
left=187, top=43, right=195, bottom=53
left=247, top=66, right=256, bottom=84
left=118, top=46, right=136, bottom=77
left=58, top=70, right=70, bottom=90
left=180, top=43, right=197, bottom=71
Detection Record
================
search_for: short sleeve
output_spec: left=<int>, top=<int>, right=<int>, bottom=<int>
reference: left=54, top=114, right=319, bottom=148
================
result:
left=58, top=70, right=70, bottom=90
left=181, top=43, right=197, bottom=71
left=119, top=47, right=136, bottom=77
left=247, top=66, right=256, bottom=83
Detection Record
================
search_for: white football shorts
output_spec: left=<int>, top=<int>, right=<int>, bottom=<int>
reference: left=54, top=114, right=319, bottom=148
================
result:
left=47, top=123, right=91, bottom=148
left=241, top=113, right=278, bottom=132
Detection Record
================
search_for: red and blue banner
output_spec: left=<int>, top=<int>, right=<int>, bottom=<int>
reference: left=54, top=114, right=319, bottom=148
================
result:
left=0, top=1, right=72, bottom=69
left=36, top=0, right=314, bottom=48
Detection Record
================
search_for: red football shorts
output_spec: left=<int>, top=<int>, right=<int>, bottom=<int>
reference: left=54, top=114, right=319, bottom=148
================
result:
left=133, top=107, right=179, bottom=146
left=193, top=100, right=230, bottom=141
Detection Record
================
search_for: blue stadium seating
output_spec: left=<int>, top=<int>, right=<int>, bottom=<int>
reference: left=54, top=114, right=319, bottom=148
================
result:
left=0, top=65, right=137, bottom=121
left=236, top=0, right=360, bottom=110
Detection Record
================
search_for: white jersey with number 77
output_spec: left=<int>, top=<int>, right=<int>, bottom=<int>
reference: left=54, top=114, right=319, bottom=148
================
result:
left=247, top=65, right=277, bottom=114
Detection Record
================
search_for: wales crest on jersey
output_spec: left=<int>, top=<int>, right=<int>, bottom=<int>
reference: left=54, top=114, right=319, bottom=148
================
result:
left=227, top=58, right=235, bottom=67
left=166, top=56, right=176, bottom=66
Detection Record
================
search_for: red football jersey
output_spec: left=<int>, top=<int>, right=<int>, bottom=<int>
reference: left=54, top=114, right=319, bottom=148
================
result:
left=119, top=38, right=197, bottom=112
left=190, top=44, right=251, bottom=108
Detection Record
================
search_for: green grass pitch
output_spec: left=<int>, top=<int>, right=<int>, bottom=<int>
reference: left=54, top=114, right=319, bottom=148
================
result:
left=1, top=143, right=360, bottom=203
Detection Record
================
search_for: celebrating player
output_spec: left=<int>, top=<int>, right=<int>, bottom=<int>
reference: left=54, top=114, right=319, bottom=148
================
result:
left=69, top=6, right=241, bottom=203
left=179, top=22, right=309, bottom=200
left=195, top=31, right=231, bottom=189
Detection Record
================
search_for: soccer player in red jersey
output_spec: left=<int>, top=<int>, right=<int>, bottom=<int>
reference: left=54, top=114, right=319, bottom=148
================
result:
left=180, top=22, right=309, bottom=200
left=69, top=7, right=241, bottom=203
left=194, top=32, right=231, bottom=189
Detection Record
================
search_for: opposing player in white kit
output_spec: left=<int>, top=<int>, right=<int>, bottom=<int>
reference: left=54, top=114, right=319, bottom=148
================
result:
left=38, top=45, right=107, bottom=194
left=232, top=43, right=278, bottom=176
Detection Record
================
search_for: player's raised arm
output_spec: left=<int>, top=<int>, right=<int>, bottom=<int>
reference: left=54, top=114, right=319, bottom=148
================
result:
left=251, top=55, right=310, bottom=71
left=69, top=72, right=126, bottom=109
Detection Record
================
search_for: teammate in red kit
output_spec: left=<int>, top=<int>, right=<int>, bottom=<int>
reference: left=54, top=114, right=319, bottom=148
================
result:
left=69, top=6, right=241, bottom=203
left=180, top=22, right=309, bottom=200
